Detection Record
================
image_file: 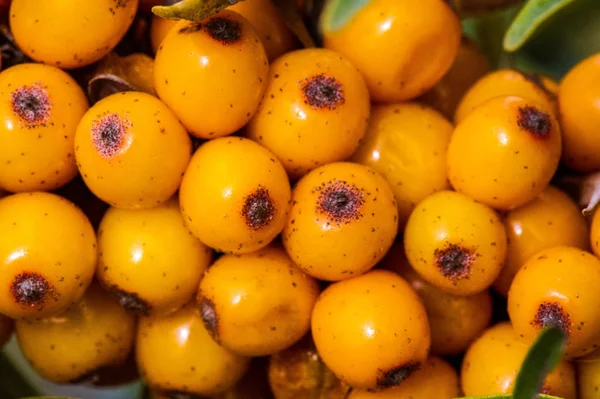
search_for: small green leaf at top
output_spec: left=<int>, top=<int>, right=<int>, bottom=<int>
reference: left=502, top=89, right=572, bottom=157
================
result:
left=152, top=0, right=245, bottom=21
left=319, top=0, right=370, bottom=33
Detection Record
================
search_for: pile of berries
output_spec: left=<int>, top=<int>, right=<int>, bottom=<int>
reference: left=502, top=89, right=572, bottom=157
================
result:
left=0, top=0, right=599, bottom=398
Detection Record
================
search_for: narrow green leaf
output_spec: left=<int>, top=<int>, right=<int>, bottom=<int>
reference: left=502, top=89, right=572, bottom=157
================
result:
left=319, top=0, right=370, bottom=33
left=271, top=0, right=316, bottom=48
left=152, top=0, right=245, bottom=21
left=504, top=0, right=577, bottom=52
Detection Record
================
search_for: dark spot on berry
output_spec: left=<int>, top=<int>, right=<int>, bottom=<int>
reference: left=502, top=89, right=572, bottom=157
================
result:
left=434, top=243, right=478, bottom=281
left=11, top=84, right=52, bottom=126
left=108, top=285, right=151, bottom=316
left=301, top=74, right=345, bottom=110
left=532, top=302, right=571, bottom=336
left=241, top=186, right=276, bottom=230
left=91, top=113, right=131, bottom=158
left=199, top=297, right=220, bottom=342
left=11, top=272, right=55, bottom=308
left=204, top=17, right=242, bottom=45
left=316, top=180, right=365, bottom=224
left=377, top=362, right=420, bottom=389
left=517, top=106, right=552, bottom=137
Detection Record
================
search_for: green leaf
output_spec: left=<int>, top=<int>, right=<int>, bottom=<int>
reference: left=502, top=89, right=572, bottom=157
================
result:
left=152, top=0, right=245, bottom=21
left=504, top=0, right=577, bottom=52
left=319, top=0, right=370, bottom=33
left=271, top=0, right=316, bottom=48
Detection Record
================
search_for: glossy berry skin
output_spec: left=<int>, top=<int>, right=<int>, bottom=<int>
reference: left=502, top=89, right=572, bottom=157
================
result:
left=230, top=0, right=296, bottom=60
left=0, top=315, right=13, bottom=349
left=246, top=48, right=370, bottom=179
left=180, top=137, right=291, bottom=254
left=283, top=162, right=398, bottom=281
left=136, top=303, right=251, bottom=396
left=75, top=91, right=191, bottom=210
left=448, top=96, right=561, bottom=210
left=404, top=190, right=506, bottom=295
left=150, top=15, right=177, bottom=54
left=351, top=103, right=452, bottom=230
left=15, top=284, right=135, bottom=384
left=462, top=322, right=576, bottom=398
left=312, top=270, right=430, bottom=391
left=454, top=69, right=556, bottom=123
left=577, top=348, right=600, bottom=399
left=559, top=54, right=600, bottom=172
left=0, top=192, right=96, bottom=319
left=494, top=186, right=589, bottom=296
left=155, top=10, right=268, bottom=139
left=0, top=63, right=88, bottom=192
left=382, top=242, right=492, bottom=356
left=97, top=198, right=212, bottom=316
left=198, top=245, right=320, bottom=356
left=348, top=357, right=460, bottom=399
left=10, top=0, right=138, bottom=69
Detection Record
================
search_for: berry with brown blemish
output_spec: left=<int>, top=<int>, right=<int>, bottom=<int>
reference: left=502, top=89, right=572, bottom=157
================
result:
left=301, top=74, right=345, bottom=110
left=376, top=362, right=420, bottom=389
left=517, top=106, right=552, bottom=137
left=241, top=186, right=276, bottom=230
left=199, top=297, right=219, bottom=342
left=316, top=179, right=365, bottom=224
left=434, top=243, right=478, bottom=281
left=91, top=113, right=131, bottom=158
left=11, top=272, right=54, bottom=308
left=108, top=286, right=151, bottom=316
left=204, top=17, right=242, bottom=45
left=532, top=302, right=571, bottom=336
left=10, top=83, right=52, bottom=127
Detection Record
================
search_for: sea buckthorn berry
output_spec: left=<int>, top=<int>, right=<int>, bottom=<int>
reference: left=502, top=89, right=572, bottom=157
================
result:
left=321, top=0, right=461, bottom=102
left=454, top=69, right=556, bottom=123
left=577, top=348, right=600, bottom=399
left=348, top=357, right=460, bottom=399
left=508, top=246, right=600, bottom=358
left=268, top=335, right=349, bottom=399
left=137, top=303, right=251, bottom=397
left=461, top=322, right=576, bottom=398
left=559, top=54, right=600, bottom=172
left=155, top=10, right=268, bottom=139
left=97, top=198, right=212, bottom=316
left=283, top=162, right=398, bottom=281
left=197, top=245, right=320, bottom=356
left=404, top=190, right=506, bottom=295
left=447, top=96, right=561, bottom=210
left=495, top=186, right=589, bottom=296
left=230, top=0, right=296, bottom=60
left=0, top=63, right=88, bottom=192
left=10, top=0, right=138, bottom=69
left=75, top=91, right=191, bottom=209
left=0, top=192, right=96, bottom=319
left=246, top=48, right=370, bottom=179
left=382, top=242, right=492, bottom=355
left=351, top=103, right=452, bottom=230
left=0, top=314, right=13, bottom=349
left=15, top=284, right=135, bottom=384
left=312, top=270, right=430, bottom=390
left=180, top=137, right=290, bottom=254
left=150, top=15, right=177, bottom=54
left=419, top=37, right=490, bottom=119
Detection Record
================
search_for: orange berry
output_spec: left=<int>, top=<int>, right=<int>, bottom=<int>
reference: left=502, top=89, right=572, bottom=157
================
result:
left=75, top=91, right=191, bottom=209
left=150, top=15, right=177, bottom=54
left=495, top=186, right=589, bottom=296
left=508, top=246, right=600, bottom=358
left=312, top=269, right=430, bottom=390
left=447, top=96, right=561, bottom=210
left=246, top=48, right=370, bottom=179
left=351, top=103, right=452, bottom=230
left=10, top=0, right=138, bottom=69
left=180, top=137, right=290, bottom=254
left=321, top=0, right=461, bottom=102
left=283, top=162, right=398, bottom=281
left=155, top=10, right=268, bottom=139
left=404, top=190, right=507, bottom=295
left=577, top=348, right=600, bottom=399
left=0, top=192, right=96, bottom=319
left=0, top=63, right=88, bottom=192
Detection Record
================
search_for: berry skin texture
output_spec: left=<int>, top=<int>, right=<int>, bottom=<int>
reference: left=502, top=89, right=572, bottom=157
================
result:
left=0, top=63, right=88, bottom=193
left=508, top=246, right=600, bottom=358
left=0, top=314, right=13, bottom=349
left=461, top=322, right=576, bottom=398
left=494, top=186, right=589, bottom=296
left=180, top=137, right=291, bottom=254
left=136, top=303, right=251, bottom=397
left=447, top=96, right=562, bottom=210
left=577, top=348, right=600, bottom=399
left=75, top=91, right=191, bottom=210
left=198, top=245, right=320, bottom=356
left=559, top=54, right=600, bottom=172
left=404, top=190, right=507, bottom=296
left=15, top=284, right=135, bottom=384
left=154, top=10, right=268, bottom=139
left=382, top=242, right=492, bottom=356
left=283, top=162, right=398, bottom=281
left=97, top=198, right=212, bottom=316
left=351, top=103, right=452, bottom=230
left=321, top=0, right=461, bottom=102
left=454, top=69, right=557, bottom=124
left=246, top=48, right=370, bottom=179
left=0, top=192, right=96, bottom=319
left=10, top=0, right=138, bottom=69
left=150, top=15, right=177, bottom=54
left=312, top=270, right=430, bottom=390
left=348, top=356, right=460, bottom=399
